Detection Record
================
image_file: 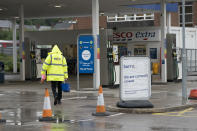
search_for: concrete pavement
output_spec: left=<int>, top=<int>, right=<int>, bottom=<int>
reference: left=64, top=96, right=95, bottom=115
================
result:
left=2, top=74, right=197, bottom=115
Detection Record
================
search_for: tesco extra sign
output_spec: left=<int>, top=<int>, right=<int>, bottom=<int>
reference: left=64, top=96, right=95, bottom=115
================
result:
left=113, top=30, right=161, bottom=42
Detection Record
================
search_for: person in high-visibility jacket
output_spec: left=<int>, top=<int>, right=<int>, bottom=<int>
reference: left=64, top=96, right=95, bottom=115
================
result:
left=41, top=45, right=68, bottom=105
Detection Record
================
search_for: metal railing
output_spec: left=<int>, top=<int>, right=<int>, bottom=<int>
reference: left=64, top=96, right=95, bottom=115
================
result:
left=107, top=13, right=154, bottom=22
left=0, top=47, right=19, bottom=56
left=186, top=49, right=197, bottom=72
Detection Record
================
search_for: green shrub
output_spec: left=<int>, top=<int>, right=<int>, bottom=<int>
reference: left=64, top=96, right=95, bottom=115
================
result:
left=0, top=54, right=20, bottom=72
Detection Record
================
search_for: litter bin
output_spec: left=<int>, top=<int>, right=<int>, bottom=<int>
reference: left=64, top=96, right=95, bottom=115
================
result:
left=0, top=62, right=4, bottom=83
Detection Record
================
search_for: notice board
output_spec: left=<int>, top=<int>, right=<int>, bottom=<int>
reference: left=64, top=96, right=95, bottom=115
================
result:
left=120, top=56, right=151, bottom=101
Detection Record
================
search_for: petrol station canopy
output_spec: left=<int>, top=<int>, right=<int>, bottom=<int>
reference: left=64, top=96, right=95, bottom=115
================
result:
left=0, top=0, right=196, bottom=19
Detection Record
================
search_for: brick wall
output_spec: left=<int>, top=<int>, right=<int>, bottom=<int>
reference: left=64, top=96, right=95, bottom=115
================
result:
left=171, top=12, right=179, bottom=26
left=193, top=2, right=197, bottom=26
left=154, top=12, right=161, bottom=26
left=73, top=16, right=107, bottom=30
left=154, top=12, right=179, bottom=27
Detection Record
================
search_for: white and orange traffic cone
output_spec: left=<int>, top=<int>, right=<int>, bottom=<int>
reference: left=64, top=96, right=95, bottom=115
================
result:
left=0, top=113, right=6, bottom=123
left=39, top=88, right=56, bottom=121
left=92, top=86, right=109, bottom=116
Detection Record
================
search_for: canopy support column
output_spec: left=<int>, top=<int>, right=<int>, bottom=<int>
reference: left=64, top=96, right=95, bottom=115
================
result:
left=19, top=4, right=25, bottom=80
left=12, top=18, right=17, bottom=73
left=160, top=0, right=167, bottom=83
left=92, top=0, right=100, bottom=89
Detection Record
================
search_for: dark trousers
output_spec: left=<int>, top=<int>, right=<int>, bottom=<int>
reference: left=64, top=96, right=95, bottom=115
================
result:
left=51, top=81, right=62, bottom=100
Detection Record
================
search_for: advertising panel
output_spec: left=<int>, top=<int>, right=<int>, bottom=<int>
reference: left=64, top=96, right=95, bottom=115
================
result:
left=78, top=35, right=94, bottom=73
left=120, top=57, right=151, bottom=101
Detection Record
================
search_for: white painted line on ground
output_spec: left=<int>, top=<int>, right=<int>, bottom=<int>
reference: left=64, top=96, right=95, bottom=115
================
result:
left=22, top=122, right=43, bottom=127
left=69, top=120, right=76, bottom=123
left=107, top=113, right=124, bottom=117
left=77, top=118, right=94, bottom=122
left=62, top=96, right=87, bottom=100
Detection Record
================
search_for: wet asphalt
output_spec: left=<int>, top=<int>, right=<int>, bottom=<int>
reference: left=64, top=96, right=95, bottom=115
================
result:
left=0, top=75, right=197, bottom=130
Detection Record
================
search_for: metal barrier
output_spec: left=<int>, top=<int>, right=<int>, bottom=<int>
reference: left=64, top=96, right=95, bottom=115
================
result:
left=186, top=49, right=197, bottom=72
left=0, top=47, right=19, bottom=56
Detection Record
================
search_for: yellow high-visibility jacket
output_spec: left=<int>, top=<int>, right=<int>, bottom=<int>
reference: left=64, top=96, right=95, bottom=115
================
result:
left=41, top=45, right=68, bottom=81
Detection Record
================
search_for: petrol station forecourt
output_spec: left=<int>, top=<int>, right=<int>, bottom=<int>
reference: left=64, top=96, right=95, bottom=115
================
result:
left=0, top=0, right=196, bottom=122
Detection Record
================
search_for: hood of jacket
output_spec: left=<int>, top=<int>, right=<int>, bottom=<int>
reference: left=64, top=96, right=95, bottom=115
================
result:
left=48, top=45, right=62, bottom=55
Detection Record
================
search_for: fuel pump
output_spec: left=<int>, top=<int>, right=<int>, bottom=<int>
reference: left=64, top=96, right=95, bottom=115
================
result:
left=33, top=45, right=52, bottom=79
left=107, top=41, right=116, bottom=86
left=167, top=34, right=178, bottom=81
left=30, top=50, right=37, bottom=79
left=100, top=29, right=127, bottom=88
left=172, top=48, right=178, bottom=80
left=100, top=29, right=117, bottom=88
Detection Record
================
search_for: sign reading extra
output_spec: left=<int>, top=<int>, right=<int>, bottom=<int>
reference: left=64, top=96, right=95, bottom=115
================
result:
left=113, top=30, right=161, bottom=42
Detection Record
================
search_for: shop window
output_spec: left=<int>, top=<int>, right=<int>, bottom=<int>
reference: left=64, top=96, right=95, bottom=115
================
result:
left=150, top=48, right=157, bottom=59
left=134, top=46, right=146, bottom=56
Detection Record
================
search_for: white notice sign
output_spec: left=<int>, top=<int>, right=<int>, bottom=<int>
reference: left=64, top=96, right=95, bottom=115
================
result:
left=120, top=57, right=151, bottom=101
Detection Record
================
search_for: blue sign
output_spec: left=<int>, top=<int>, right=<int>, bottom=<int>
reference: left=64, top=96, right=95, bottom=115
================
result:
left=78, top=35, right=94, bottom=73
left=128, top=3, right=178, bottom=12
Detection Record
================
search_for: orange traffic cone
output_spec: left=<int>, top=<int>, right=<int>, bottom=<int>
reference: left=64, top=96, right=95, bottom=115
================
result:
left=188, top=89, right=197, bottom=99
left=0, top=113, right=6, bottom=123
left=92, top=86, right=109, bottom=116
left=39, top=88, right=56, bottom=121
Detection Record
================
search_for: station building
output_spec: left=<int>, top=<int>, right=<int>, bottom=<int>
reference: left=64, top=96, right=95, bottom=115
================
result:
left=0, top=1, right=197, bottom=86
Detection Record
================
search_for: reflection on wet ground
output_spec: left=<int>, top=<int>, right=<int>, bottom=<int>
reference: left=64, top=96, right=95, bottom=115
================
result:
left=0, top=90, right=122, bottom=131
left=0, top=82, right=197, bottom=131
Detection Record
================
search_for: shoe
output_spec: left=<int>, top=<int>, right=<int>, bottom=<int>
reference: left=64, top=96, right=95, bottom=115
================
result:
left=57, top=99, right=61, bottom=105
left=54, top=97, right=58, bottom=105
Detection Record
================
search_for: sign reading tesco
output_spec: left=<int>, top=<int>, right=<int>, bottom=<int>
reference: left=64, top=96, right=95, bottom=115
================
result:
left=113, top=30, right=161, bottom=42
left=113, top=32, right=133, bottom=39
